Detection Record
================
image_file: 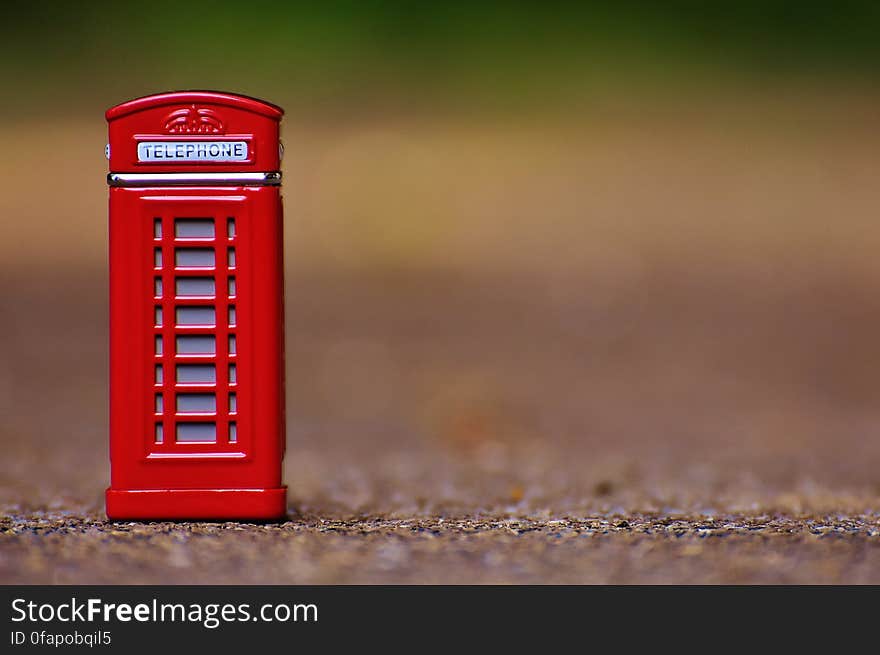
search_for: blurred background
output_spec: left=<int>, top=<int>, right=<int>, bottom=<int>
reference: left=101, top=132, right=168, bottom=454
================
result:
left=2, top=1, right=880, bottom=550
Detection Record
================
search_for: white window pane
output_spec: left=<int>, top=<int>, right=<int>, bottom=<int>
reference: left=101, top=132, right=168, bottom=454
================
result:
left=176, top=306, right=216, bottom=326
left=228, top=306, right=236, bottom=326
left=176, top=422, right=216, bottom=443
left=154, top=218, right=162, bottom=239
left=155, top=335, right=163, bottom=355
left=229, top=422, right=237, bottom=443
left=176, top=335, right=215, bottom=355
left=176, top=393, right=216, bottom=413
left=229, top=364, right=237, bottom=383
left=176, top=277, right=215, bottom=297
left=155, top=423, right=164, bottom=443
left=175, top=219, right=215, bottom=238
left=228, top=248, right=236, bottom=267
left=175, top=248, right=215, bottom=267
left=176, top=364, right=216, bottom=384
left=227, top=218, right=236, bottom=238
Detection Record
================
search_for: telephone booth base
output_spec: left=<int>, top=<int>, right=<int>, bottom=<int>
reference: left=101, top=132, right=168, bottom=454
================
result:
left=105, top=487, right=287, bottom=521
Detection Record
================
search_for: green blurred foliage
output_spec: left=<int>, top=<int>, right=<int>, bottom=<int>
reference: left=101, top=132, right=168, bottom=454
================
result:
left=0, top=1, right=878, bottom=118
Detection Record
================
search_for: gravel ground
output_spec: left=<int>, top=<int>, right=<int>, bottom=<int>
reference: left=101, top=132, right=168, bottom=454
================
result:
left=3, top=271, right=880, bottom=584
left=2, top=513, right=880, bottom=584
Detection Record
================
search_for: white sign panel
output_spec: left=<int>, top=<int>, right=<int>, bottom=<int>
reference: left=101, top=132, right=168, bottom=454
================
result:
left=137, top=141, right=248, bottom=162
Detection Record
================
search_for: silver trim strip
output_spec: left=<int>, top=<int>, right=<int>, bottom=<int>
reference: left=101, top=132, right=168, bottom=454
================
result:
left=108, top=172, right=281, bottom=187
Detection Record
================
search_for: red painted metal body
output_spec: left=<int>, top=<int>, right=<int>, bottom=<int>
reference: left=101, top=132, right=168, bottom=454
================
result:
left=106, top=92, right=286, bottom=520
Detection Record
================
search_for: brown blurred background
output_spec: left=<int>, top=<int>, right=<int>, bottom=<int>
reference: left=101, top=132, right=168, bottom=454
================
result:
left=2, top=2, right=880, bottom=583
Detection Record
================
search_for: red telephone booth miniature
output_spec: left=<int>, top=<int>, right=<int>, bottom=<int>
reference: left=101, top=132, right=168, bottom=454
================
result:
left=105, top=91, right=286, bottom=520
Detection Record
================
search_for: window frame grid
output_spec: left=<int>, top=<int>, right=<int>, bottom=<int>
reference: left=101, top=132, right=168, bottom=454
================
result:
left=150, top=214, right=239, bottom=452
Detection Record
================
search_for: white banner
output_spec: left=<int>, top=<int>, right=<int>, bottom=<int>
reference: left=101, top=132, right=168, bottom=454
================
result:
left=137, top=141, right=248, bottom=162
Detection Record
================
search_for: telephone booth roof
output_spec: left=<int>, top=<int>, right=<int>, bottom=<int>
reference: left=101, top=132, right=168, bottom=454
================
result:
left=106, top=90, right=283, bottom=121
left=106, top=90, right=283, bottom=174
